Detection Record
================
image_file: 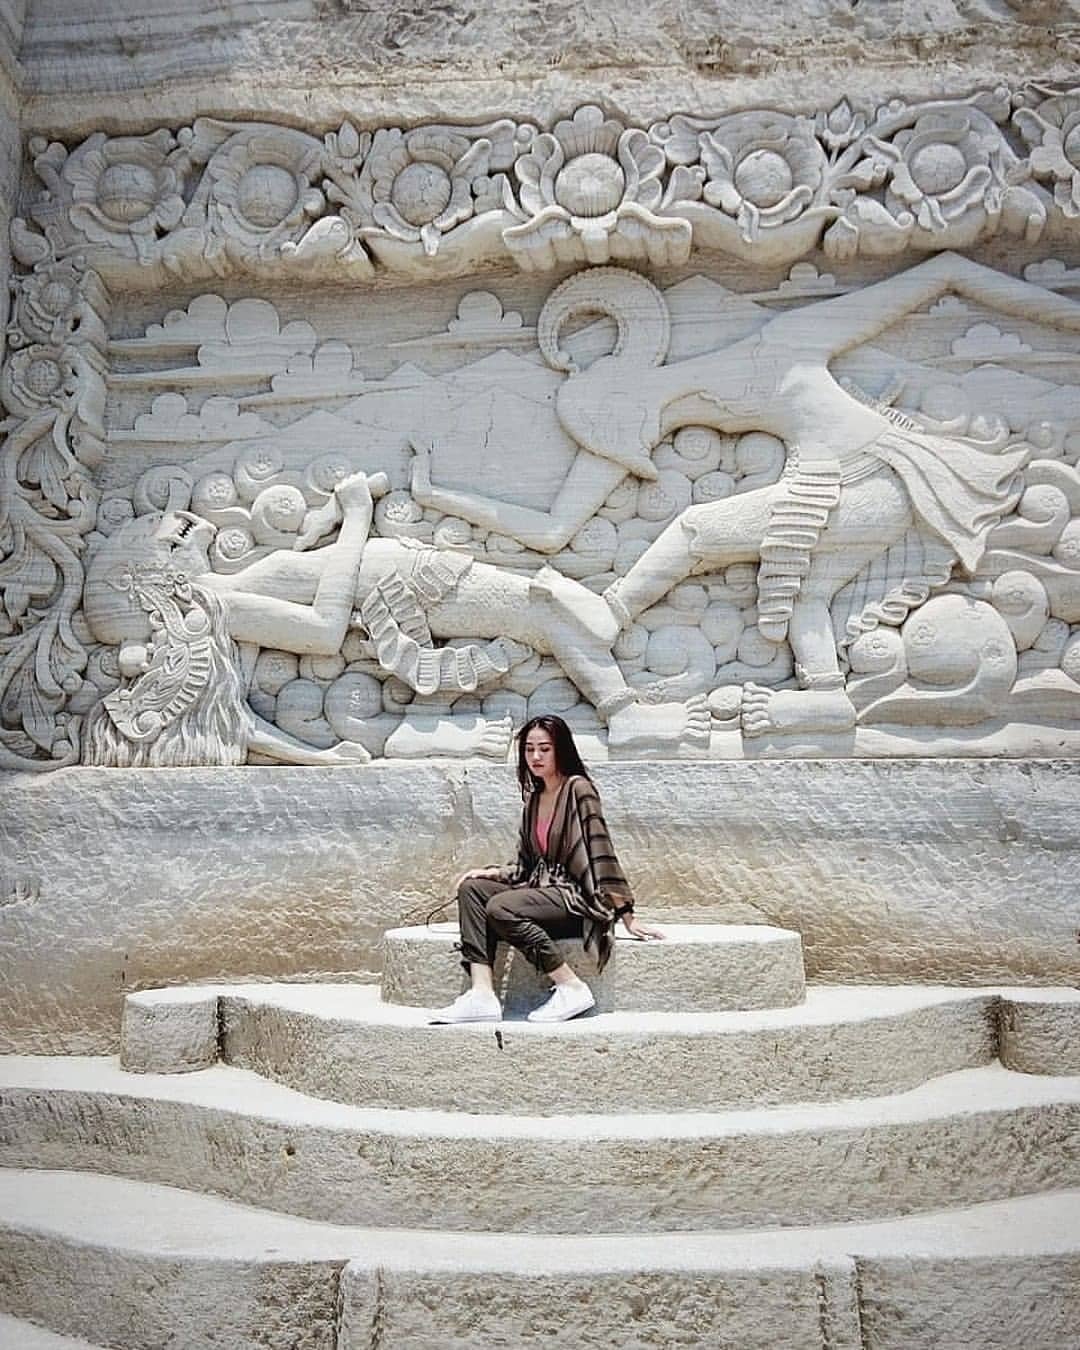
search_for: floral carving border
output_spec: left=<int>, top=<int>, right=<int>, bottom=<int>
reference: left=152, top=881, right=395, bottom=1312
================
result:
left=12, top=84, right=1080, bottom=286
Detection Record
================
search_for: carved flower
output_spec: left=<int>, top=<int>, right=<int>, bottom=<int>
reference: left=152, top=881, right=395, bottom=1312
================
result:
left=879, top=111, right=1005, bottom=232
left=814, top=99, right=868, bottom=154
left=10, top=261, right=85, bottom=346
left=1015, top=91, right=1080, bottom=218
left=507, top=105, right=690, bottom=267
left=204, top=132, right=326, bottom=253
left=699, top=113, right=827, bottom=242
left=61, top=130, right=186, bottom=262
left=361, top=127, right=493, bottom=256
left=0, top=344, right=79, bottom=418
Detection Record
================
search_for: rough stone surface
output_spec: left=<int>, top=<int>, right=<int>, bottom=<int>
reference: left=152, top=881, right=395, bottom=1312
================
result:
left=3, top=760, right=1078, bottom=1053
left=212, top=983, right=1009, bottom=1115
left=2, top=1057, right=1079, bottom=1233
left=14, top=1, right=1080, bottom=135
left=119, top=987, right=220, bottom=1073
left=999, top=991, right=1080, bottom=1076
left=381, top=922, right=806, bottom=1012
left=1, top=1168, right=1079, bottom=1350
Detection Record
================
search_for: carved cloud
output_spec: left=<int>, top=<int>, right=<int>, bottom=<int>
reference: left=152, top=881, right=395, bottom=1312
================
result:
left=1024, top=259, right=1080, bottom=289
left=114, top=393, right=273, bottom=442
left=951, top=323, right=1033, bottom=359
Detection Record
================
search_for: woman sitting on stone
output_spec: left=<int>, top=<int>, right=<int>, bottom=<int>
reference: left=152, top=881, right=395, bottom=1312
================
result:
left=432, top=714, right=663, bottom=1024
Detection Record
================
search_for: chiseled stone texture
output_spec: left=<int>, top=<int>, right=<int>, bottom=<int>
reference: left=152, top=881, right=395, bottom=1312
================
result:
left=215, top=985, right=1001, bottom=1115
left=380, top=923, right=806, bottom=1012
left=2, top=1061, right=1079, bottom=1232
left=1, top=759, right=1078, bottom=1053
left=0, top=0, right=23, bottom=368
left=340, top=1260, right=865, bottom=1350
left=14, top=0, right=1080, bottom=135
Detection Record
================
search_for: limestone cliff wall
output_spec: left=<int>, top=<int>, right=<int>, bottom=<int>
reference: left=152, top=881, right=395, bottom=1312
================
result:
left=13, top=0, right=1080, bottom=135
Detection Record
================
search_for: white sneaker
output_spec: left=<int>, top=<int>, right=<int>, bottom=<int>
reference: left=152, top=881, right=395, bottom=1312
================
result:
left=429, top=988, right=502, bottom=1024
left=527, top=981, right=596, bottom=1023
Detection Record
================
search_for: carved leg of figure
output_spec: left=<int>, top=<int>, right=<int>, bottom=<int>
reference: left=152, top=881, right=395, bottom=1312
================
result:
left=384, top=713, right=514, bottom=760
left=741, top=594, right=857, bottom=737
left=740, top=559, right=864, bottom=739
left=604, top=491, right=775, bottom=626
left=247, top=712, right=372, bottom=765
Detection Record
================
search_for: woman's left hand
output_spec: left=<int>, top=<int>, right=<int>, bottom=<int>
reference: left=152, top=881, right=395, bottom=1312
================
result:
left=622, top=914, right=664, bottom=941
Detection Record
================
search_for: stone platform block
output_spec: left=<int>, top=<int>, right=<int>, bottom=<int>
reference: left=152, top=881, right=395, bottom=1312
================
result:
left=999, top=989, right=1080, bottom=1076
left=119, top=987, right=220, bottom=1073
left=213, top=983, right=998, bottom=1114
left=2, top=1169, right=1078, bottom=1350
left=381, top=922, right=806, bottom=1013
left=3, top=1057, right=1079, bottom=1234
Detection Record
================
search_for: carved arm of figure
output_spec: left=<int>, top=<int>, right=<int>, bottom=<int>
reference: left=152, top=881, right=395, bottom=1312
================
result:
left=762, top=251, right=1080, bottom=361
left=211, top=471, right=386, bottom=656
left=409, top=441, right=627, bottom=553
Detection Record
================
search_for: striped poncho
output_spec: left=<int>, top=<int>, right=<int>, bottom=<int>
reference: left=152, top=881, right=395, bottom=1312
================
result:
left=496, top=774, right=634, bottom=971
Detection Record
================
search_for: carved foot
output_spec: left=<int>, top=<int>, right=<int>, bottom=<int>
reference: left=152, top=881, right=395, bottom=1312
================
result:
left=385, top=712, right=513, bottom=761
left=309, top=739, right=373, bottom=765
left=740, top=684, right=857, bottom=738
left=607, top=695, right=711, bottom=758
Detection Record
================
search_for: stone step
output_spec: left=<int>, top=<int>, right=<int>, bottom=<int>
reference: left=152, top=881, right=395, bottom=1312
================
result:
left=1, top=1169, right=1077, bottom=1350
left=3, top=1056, right=1079, bottom=1235
left=122, top=981, right=1080, bottom=1115
left=0, top=1314, right=107, bottom=1350
left=380, top=921, right=807, bottom=1013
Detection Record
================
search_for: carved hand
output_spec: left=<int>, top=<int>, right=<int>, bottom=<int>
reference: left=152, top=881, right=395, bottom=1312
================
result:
left=334, top=472, right=376, bottom=513
left=409, top=441, right=436, bottom=506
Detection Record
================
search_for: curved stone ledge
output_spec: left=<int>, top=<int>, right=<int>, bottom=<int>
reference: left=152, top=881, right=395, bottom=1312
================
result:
left=2, top=1059, right=1079, bottom=1234
left=3, top=1170, right=1080, bottom=1350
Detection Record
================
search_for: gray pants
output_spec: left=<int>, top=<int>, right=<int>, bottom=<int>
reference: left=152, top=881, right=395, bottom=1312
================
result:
left=456, top=876, right=583, bottom=975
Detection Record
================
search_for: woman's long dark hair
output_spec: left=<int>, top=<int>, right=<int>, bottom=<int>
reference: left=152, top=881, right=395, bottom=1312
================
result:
left=516, top=714, right=591, bottom=798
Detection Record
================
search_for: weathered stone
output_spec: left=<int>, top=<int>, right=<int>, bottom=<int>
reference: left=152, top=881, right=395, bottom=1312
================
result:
left=380, top=921, right=806, bottom=1012
left=2, top=1057, right=1079, bottom=1233
left=213, top=983, right=1006, bottom=1115
left=119, top=987, right=220, bottom=1073
left=3, top=761, right=1078, bottom=1053
left=2, top=1168, right=1079, bottom=1350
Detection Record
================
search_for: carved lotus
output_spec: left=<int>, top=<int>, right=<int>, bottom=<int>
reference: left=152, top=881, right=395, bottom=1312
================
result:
left=205, top=134, right=326, bottom=252
left=0, top=344, right=78, bottom=418
left=1015, top=91, right=1080, bottom=219
left=507, top=105, right=689, bottom=267
left=699, top=113, right=827, bottom=242
left=11, top=263, right=84, bottom=346
left=62, top=130, right=186, bottom=261
left=362, top=127, right=491, bottom=255
left=881, top=111, right=1004, bottom=232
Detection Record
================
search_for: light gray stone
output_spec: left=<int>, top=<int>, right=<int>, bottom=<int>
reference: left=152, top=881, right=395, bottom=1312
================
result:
left=381, top=922, right=806, bottom=1012
left=999, top=991, right=1080, bottom=1076
left=2, top=1056, right=1079, bottom=1233
left=212, top=983, right=1004, bottom=1115
left=120, top=986, right=220, bottom=1073
left=2, top=1168, right=1079, bottom=1350
left=3, top=761, right=1078, bottom=1053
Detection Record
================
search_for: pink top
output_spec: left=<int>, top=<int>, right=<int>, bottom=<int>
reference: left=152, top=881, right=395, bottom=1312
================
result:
left=535, top=816, right=552, bottom=855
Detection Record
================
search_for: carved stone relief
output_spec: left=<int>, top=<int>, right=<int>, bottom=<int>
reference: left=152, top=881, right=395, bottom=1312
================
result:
left=18, top=88, right=1080, bottom=288
left=3, top=88, right=1080, bottom=770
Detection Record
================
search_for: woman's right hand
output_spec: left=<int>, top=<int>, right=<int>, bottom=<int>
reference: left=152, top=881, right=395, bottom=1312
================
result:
left=454, top=867, right=501, bottom=890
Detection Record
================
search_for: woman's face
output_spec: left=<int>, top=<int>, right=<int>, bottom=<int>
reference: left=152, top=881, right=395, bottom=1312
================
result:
left=524, top=728, right=559, bottom=786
